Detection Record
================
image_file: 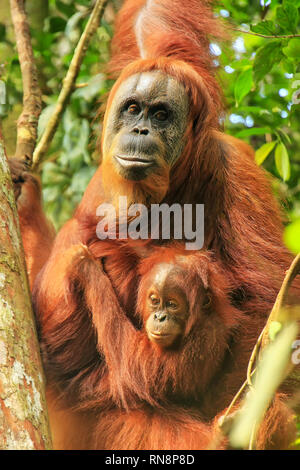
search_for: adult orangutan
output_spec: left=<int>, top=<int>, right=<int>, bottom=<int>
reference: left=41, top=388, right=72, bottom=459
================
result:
left=10, top=0, right=299, bottom=449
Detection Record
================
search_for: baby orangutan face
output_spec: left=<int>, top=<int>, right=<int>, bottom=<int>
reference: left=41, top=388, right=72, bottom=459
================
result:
left=144, top=264, right=189, bottom=348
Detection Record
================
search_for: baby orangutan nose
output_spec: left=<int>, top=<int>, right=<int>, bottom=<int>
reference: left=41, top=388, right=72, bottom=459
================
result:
left=146, top=306, right=184, bottom=349
left=154, top=312, right=167, bottom=322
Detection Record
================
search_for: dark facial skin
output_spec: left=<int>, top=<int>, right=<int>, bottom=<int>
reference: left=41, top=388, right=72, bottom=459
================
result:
left=103, top=71, right=189, bottom=181
left=144, top=264, right=189, bottom=348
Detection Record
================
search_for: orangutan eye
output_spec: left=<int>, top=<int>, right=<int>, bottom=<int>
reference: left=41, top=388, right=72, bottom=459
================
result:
left=150, top=294, right=160, bottom=305
left=154, top=110, right=168, bottom=121
left=127, top=103, right=140, bottom=115
left=166, top=300, right=178, bottom=309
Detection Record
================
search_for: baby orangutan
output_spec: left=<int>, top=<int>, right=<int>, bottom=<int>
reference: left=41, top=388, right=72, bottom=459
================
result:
left=142, top=261, right=209, bottom=349
left=36, top=244, right=296, bottom=450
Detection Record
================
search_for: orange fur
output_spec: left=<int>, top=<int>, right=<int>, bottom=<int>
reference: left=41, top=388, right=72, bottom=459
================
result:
left=93, top=407, right=226, bottom=450
left=16, top=173, right=55, bottom=288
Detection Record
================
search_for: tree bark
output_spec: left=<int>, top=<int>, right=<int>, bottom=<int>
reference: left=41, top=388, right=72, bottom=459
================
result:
left=0, top=137, right=52, bottom=449
left=9, top=0, right=42, bottom=161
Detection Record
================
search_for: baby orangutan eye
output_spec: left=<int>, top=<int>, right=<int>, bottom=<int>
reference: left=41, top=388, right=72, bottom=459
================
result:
left=166, top=300, right=178, bottom=309
left=149, top=294, right=160, bottom=306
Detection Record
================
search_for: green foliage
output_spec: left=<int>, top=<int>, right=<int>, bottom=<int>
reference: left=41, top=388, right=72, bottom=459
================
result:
left=0, top=0, right=114, bottom=228
left=215, top=0, right=300, bottom=254
left=253, top=40, right=283, bottom=83
left=234, top=66, right=253, bottom=105
left=276, top=3, right=298, bottom=33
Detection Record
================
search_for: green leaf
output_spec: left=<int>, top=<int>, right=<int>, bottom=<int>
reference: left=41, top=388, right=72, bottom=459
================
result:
left=255, top=141, right=277, bottom=166
left=253, top=40, right=283, bottom=83
left=230, top=59, right=251, bottom=69
left=237, top=106, right=265, bottom=114
left=234, top=68, right=253, bottom=105
left=276, top=4, right=299, bottom=33
left=275, top=142, right=290, bottom=181
left=250, top=21, right=276, bottom=36
left=282, top=58, right=296, bottom=74
left=283, top=38, right=300, bottom=58
left=235, top=127, right=271, bottom=138
left=284, top=219, right=300, bottom=254
left=276, top=129, right=291, bottom=146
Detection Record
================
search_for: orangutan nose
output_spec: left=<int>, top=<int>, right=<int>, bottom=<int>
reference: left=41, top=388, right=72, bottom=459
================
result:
left=132, top=126, right=149, bottom=135
left=154, top=312, right=167, bottom=322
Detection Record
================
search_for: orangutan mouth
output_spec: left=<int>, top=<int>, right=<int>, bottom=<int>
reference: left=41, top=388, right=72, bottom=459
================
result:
left=115, top=155, right=155, bottom=168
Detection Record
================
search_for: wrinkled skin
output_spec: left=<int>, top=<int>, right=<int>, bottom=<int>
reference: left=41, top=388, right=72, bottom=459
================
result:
left=102, top=71, right=189, bottom=181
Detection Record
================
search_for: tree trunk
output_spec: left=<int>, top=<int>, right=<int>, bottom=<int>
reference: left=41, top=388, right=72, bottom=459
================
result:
left=0, top=138, right=52, bottom=449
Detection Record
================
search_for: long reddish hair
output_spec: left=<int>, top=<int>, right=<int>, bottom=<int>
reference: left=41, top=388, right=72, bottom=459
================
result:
left=108, top=0, right=226, bottom=111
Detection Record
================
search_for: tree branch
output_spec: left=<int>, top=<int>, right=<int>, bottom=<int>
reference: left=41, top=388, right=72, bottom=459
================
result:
left=32, top=0, right=108, bottom=171
left=9, top=0, right=42, bottom=161
left=232, top=28, right=300, bottom=39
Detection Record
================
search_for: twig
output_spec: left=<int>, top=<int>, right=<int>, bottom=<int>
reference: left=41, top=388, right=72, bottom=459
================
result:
left=9, top=0, right=42, bottom=161
left=261, top=253, right=300, bottom=349
left=221, top=369, right=256, bottom=424
left=246, top=328, right=264, bottom=386
left=232, top=28, right=300, bottom=39
left=32, top=0, right=108, bottom=170
left=75, top=83, right=89, bottom=88
left=245, top=253, right=300, bottom=380
left=221, top=253, right=300, bottom=446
